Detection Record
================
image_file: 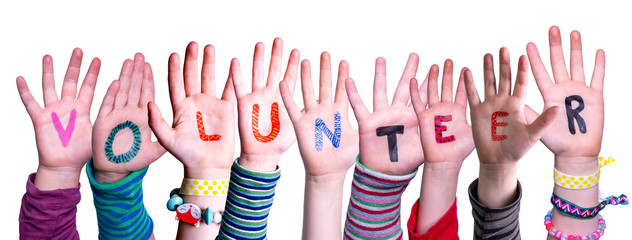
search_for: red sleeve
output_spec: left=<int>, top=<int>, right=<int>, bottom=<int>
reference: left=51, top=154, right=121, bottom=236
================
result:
left=407, top=197, right=459, bottom=240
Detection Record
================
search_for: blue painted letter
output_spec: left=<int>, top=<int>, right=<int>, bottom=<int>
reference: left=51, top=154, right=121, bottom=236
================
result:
left=315, top=112, right=342, bottom=151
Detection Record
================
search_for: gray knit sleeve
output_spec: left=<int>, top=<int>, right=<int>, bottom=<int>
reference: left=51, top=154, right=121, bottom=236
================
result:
left=468, top=179, right=522, bottom=240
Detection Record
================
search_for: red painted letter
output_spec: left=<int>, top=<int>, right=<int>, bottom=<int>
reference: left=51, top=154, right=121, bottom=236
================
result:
left=434, top=115, right=455, bottom=143
left=252, top=102, right=281, bottom=143
left=491, top=111, right=508, bottom=141
left=197, top=111, right=221, bottom=141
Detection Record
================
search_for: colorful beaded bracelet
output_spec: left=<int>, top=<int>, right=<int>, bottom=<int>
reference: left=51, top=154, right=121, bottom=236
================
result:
left=166, top=188, right=222, bottom=228
left=551, top=192, right=628, bottom=219
left=544, top=209, right=605, bottom=240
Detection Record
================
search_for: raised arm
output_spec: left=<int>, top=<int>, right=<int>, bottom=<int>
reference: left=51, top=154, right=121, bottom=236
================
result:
left=344, top=54, right=423, bottom=239
left=17, top=48, right=100, bottom=240
left=464, top=47, right=559, bottom=239
left=526, top=26, right=607, bottom=239
left=409, top=60, right=474, bottom=238
left=90, top=53, right=166, bottom=240
left=216, top=38, right=300, bottom=240
left=147, top=42, right=236, bottom=239
left=279, top=52, right=358, bottom=239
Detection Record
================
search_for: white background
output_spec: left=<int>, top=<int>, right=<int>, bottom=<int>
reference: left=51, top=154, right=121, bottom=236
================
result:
left=1, top=0, right=630, bottom=239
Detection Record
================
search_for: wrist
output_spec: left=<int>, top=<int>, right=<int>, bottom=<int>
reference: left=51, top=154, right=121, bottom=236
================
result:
left=34, top=165, right=82, bottom=190
left=479, top=162, right=518, bottom=181
left=554, top=156, right=599, bottom=175
left=93, top=169, right=129, bottom=184
left=424, top=161, right=462, bottom=175
left=477, top=162, right=519, bottom=208
left=305, top=172, right=346, bottom=190
left=238, top=153, right=280, bottom=172
left=183, top=166, right=231, bottom=179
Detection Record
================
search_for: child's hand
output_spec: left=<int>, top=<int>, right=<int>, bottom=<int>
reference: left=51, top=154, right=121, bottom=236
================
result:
left=346, top=54, right=423, bottom=175
left=526, top=26, right=604, bottom=169
left=465, top=48, right=559, bottom=165
left=92, top=53, right=166, bottom=183
left=280, top=52, right=358, bottom=178
left=464, top=48, right=558, bottom=208
left=527, top=27, right=605, bottom=236
left=411, top=60, right=473, bottom=168
left=231, top=38, right=300, bottom=171
left=148, top=42, right=235, bottom=178
left=280, top=52, right=358, bottom=240
left=16, top=48, right=100, bottom=189
left=411, top=60, right=475, bottom=234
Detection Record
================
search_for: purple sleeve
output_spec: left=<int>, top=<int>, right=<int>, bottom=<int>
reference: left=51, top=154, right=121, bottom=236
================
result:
left=19, top=173, right=81, bottom=240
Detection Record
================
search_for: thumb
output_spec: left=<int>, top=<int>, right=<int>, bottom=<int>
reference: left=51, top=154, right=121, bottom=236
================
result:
left=527, top=105, right=560, bottom=142
left=147, top=101, right=175, bottom=149
left=524, top=104, right=540, bottom=125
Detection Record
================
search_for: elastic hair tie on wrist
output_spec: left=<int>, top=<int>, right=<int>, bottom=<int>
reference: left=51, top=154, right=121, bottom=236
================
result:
left=179, top=178, right=229, bottom=196
left=167, top=188, right=222, bottom=228
left=551, top=191, right=628, bottom=219
left=553, top=157, right=615, bottom=190
left=544, top=209, right=605, bottom=240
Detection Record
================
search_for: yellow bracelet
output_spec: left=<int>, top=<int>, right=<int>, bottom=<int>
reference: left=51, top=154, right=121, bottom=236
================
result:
left=554, top=168, right=599, bottom=189
left=553, top=157, right=615, bottom=190
left=179, top=178, right=229, bottom=196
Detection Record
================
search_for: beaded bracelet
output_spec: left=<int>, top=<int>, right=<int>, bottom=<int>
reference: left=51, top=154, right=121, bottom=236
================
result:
left=551, top=192, right=628, bottom=219
left=544, top=209, right=605, bottom=240
left=167, top=188, right=222, bottom=227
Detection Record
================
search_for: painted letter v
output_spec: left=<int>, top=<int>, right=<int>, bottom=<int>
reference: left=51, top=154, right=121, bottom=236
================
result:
left=51, top=109, right=77, bottom=148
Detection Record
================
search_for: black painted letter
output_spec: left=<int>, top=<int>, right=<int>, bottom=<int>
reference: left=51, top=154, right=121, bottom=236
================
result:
left=565, top=95, right=586, bottom=134
left=376, top=125, right=404, bottom=162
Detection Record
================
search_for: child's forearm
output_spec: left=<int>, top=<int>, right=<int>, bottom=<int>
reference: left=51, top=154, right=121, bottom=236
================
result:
left=416, top=161, right=460, bottom=234
left=303, top=173, right=347, bottom=240
left=477, top=161, right=519, bottom=208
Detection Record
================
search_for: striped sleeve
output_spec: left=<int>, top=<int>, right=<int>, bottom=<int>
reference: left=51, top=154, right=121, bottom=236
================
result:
left=343, top=158, right=417, bottom=240
left=468, top=179, right=521, bottom=240
left=86, top=159, right=153, bottom=240
left=216, top=159, right=281, bottom=240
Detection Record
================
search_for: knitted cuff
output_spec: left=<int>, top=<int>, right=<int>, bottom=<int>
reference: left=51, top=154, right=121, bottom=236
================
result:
left=86, top=159, right=153, bottom=240
left=216, top=158, right=281, bottom=240
left=344, top=157, right=418, bottom=240
left=468, top=178, right=521, bottom=240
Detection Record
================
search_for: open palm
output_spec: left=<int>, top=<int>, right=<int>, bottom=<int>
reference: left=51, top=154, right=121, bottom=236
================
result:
left=17, top=48, right=99, bottom=171
left=280, top=52, right=358, bottom=177
left=92, top=53, right=165, bottom=178
left=411, top=60, right=473, bottom=166
left=526, top=26, right=604, bottom=158
left=346, top=54, right=423, bottom=175
left=148, top=42, right=235, bottom=173
left=465, top=48, right=558, bottom=164
left=231, top=38, right=300, bottom=169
